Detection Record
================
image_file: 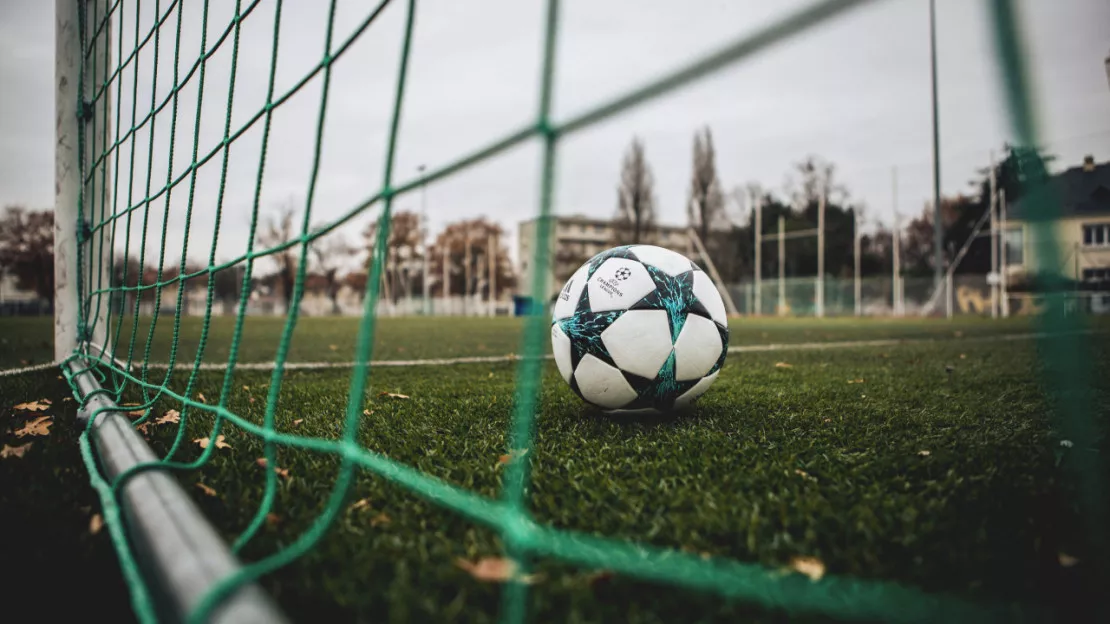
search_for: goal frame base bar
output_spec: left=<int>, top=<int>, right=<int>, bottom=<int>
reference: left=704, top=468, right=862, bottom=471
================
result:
left=67, top=357, right=289, bottom=624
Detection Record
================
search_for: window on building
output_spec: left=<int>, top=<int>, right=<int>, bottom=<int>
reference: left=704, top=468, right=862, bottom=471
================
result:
left=1083, top=223, right=1110, bottom=247
left=1082, top=267, right=1110, bottom=283
left=1003, top=226, right=1023, bottom=266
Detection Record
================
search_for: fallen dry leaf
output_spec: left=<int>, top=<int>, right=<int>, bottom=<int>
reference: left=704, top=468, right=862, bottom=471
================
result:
left=1058, top=552, right=1079, bottom=568
left=790, top=556, right=826, bottom=580
left=257, top=457, right=289, bottom=479
left=378, top=392, right=409, bottom=399
left=15, top=416, right=52, bottom=437
left=586, top=569, right=615, bottom=588
left=362, top=410, right=373, bottom=417
left=918, top=450, right=931, bottom=457
left=847, top=378, right=865, bottom=384
left=266, top=513, right=281, bottom=528
left=1, top=443, right=32, bottom=459
left=774, top=362, right=793, bottom=369
left=120, top=402, right=142, bottom=416
left=154, top=409, right=180, bottom=425
left=456, top=557, right=541, bottom=584
left=242, top=385, right=250, bottom=391
left=794, top=468, right=818, bottom=482
left=89, top=514, right=104, bottom=535
left=135, top=422, right=151, bottom=435
left=195, top=482, right=217, bottom=497
left=197, top=392, right=207, bottom=403
left=370, top=512, right=391, bottom=527
left=329, top=344, right=338, bottom=351
left=292, top=418, right=304, bottom=426
left=194, top=435, right=230, bottom=450
left=959, top=353, right=967, bottom=359
left=349, top=498, right=372, bottom=511
left=498, top=448, right=530, bottom=466
left=13, top=399, right=51, bottom=412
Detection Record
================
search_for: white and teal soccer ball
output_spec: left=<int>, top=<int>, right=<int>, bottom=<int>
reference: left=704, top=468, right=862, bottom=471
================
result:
left=550, top=245, right=729, bottom=413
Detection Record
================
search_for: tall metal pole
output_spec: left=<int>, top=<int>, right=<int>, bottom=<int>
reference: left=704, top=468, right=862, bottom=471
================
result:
left=817, top=188, right=826, bottom=318
left=753, top=189, right=762, bottom=316
left=929, top=0, right=944, bottom=296
left=892, top=166, right=902, bottom=316
left=464, top=227, right=472, bottom=316
left=777, top=215, right=785, bottom=317
left=853, top=210, right=861, bottom=316
left=989, top=151, right=998, bottom=318
left=419, top=164, right=430, bottom=315
left=442, top=240, right=449, bottom=316
left=1000, top=188, right=1009, bottom=317
left=488, top=231, right=496, bottom=317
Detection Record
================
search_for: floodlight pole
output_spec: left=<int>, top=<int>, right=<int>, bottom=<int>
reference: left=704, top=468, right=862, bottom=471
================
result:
left=419, top=164, right=430, bottom=316
left=463, top=227, right=471, bottom=316
left=929, top=0, right=944, bottom=300
left=989, top=151, right=999, bottom=318
left=488, top=231, right=496, bottom=317
left=816, top=188, right=826, bottom=318
left=892, top=166, right=903, bottom=316
left=1000, top=188, right=1009, bottom=317
left=442, top=242, right=449, bottom=315
left=777, top=215, right=785, bottom=316
left=753, top=189, right=762, bottom=316
left=853, top=210, right=861, bottom=316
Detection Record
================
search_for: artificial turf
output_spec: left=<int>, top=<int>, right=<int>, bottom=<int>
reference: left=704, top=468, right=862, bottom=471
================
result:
left=1, top=315, right=1108, bottom=623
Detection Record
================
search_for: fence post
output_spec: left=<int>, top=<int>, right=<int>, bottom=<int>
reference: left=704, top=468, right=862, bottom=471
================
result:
left=777, top=215, right=785, bottom=316
left=817, top=189, right=825, bottom=318
left=753, top=190, right=762, bottom=316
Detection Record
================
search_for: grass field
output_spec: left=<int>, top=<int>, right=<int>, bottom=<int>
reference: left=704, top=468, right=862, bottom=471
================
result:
left=2, top=314, right=1109, bottom=623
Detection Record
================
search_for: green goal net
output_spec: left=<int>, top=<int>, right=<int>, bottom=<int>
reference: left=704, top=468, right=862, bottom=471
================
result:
left=58, top=0, right=1105, bottom=622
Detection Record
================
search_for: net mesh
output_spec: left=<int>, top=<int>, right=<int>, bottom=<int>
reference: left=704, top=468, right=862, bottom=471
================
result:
left=59, top=0, right=1105, bottom=622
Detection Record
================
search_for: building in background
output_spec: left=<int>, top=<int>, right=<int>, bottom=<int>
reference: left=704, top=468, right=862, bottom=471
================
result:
left=517, top=215, right=692, bottom=300
left=1005, top=155, right=1110, bottom=287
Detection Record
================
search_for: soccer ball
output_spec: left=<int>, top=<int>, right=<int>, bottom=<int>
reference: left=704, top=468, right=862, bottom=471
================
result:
left=550, top=244, right=729, bottom=413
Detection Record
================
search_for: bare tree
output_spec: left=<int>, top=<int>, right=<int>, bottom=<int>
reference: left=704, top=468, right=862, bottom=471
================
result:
left=255, top=201, right=299, bottom=309
left=687, top=127, right=727, bottom=245
left=363, top=210, right=423, bottom=304
left=430, top=218, right=515, bottom=300
left=0, top=206, right=54, bottom=301
left=309, top=227, right=354, bottom=315
left=611, top=137, right=657, bottom=246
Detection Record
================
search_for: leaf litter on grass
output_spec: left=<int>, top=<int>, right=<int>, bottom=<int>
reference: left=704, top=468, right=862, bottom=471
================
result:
left=194, top=435, right=231, bottom=450
left=456, top=557, right=542, bottom=584
left=13, top=399, right=50, bottom=412
left=1, top=443, right=32, bottom=459
left=14, top=416, right=52, bottom=437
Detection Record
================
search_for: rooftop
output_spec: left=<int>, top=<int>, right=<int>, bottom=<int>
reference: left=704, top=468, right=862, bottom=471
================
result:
left=1009, top=155, right=1110, bottom=220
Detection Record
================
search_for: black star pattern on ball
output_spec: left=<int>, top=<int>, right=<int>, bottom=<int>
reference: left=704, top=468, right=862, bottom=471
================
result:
left=556, top=246, right=730, bottom=411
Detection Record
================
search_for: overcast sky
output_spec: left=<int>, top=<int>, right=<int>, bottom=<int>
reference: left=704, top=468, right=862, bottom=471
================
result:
left=2, top=0, right=1108, bottom=272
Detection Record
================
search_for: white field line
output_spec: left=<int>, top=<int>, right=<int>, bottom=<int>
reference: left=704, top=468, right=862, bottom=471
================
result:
left=0, top=328, right=1103, bottom=377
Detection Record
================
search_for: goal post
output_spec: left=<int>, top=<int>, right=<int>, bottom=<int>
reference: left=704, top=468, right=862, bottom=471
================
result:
left=54, top=2, right=286, bottom=622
